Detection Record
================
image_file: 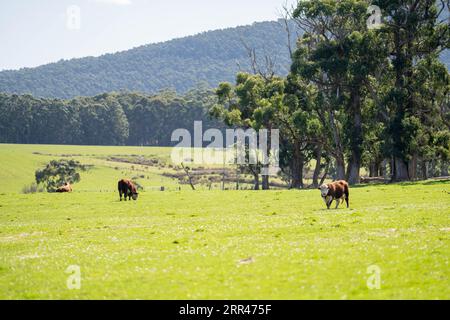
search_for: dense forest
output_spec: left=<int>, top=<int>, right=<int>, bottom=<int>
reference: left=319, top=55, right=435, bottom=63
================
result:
left=211, top=0, right=450, bottom=187
left=0, top=21, right=296, bottom=99
left=0, top=88, right=222, bottom=146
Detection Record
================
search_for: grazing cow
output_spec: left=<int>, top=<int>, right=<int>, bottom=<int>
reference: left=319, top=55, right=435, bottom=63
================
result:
left=118, top=179, right=139, bottom=201
left=319, top=180, right=349, bottom=209
left=56, top=182, right=72, bottom=193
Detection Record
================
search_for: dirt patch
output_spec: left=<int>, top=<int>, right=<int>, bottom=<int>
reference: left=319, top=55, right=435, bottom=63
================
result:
left=106, top=156, right=165, bottom=167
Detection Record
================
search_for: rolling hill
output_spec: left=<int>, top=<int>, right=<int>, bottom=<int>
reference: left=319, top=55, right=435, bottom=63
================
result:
left=0, top=21, right=295, bottom=99
left=0, top=19, right=447, bottom=100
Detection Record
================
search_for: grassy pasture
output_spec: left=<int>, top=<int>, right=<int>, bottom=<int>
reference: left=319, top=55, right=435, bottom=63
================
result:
left=0, top=144, right=449, bottom=299
left=0, top=144, right=177, bottom=193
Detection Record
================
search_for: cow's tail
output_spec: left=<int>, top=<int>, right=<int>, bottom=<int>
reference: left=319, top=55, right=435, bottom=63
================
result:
left=345, top=185, right=349, bottom=208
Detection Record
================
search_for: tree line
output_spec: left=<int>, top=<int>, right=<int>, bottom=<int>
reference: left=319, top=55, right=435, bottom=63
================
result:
left=211, top=0, right=450, bottom=188
left=0, top=88, right=222, bottom=146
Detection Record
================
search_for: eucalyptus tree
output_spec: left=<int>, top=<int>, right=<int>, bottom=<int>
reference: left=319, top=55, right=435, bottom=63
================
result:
left=373, top=0, right=449, bottom=181
left=291, top=0, right=388, bottom=184
left=281, top=73, right=325, bottom=188
left=211, top=74, right=283, bottom=190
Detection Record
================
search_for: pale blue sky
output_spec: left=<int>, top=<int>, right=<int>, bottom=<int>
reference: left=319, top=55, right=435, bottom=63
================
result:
left=0, top=0, right=296, bottom=71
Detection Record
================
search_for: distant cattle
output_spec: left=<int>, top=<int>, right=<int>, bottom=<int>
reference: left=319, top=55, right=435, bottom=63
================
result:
left=56, top=182, right=72, bottom=193
left=118, top=179, right=139, bottom=201
left=319, top=180, right=349, bottom=209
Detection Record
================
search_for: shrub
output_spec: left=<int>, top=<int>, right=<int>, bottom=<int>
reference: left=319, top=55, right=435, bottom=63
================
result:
left=22, top=182, right=45, bottom=194
left=35, top=159, right=86, bottom=192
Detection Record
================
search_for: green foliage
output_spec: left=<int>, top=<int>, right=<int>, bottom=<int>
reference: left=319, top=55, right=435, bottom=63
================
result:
left=0, top=88, right=223, bottom=146
left=290, top=0, right=449, bottom=182
left=0, top=21, right=296, bottom=99
left=372, top=0, right=449, bottom=179
left=21, top=182, right=45, bottom=194
left=35, top=159, right=86, bottom=192
left=210, top=1, right=449, bottom=186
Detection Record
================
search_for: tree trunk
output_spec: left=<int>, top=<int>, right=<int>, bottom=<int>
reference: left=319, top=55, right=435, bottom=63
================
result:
left=329, top=108, right=345, bottom=180
left=254, top=174, right=260, bottom=190
left=380, top=159, right=388, bottom=178
left=391, top=27, right=413, bottom=182
left=430, top=159, right=437, bottom=178
left=251, top=168, right=260, bottom=190
left=291, top=143, right=304, bottom=189
left=392, top=157, right=410, bottom=182
left=347, top=88, right=362, bottom=185
left=319, top=161, right=330, bottom=186
left=335, top=156, right=346, bottom=181
left=441, top=161, right=449, bottom=176
left=408, top=153, right=418, bottom=180
left=312, top=145, right=322, bottom=188
left=347, top=159, right=361, bottom=185
left=369, top=163, right=376, bottom=177
left=261, top=127, right=271, bottom=190
left=368, top=160, right=381, bottom=178
left=421, top=160, right=428, bottom=180
left=261, top=172, right=269, bottom=190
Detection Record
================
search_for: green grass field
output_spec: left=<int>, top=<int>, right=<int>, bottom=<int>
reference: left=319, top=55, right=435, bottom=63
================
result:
left=0, top=144, right=449, bottom=299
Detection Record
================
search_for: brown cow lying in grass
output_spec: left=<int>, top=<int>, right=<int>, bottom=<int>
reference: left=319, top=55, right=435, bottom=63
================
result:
left=319, top=180, right=349, bottom=209
left=56, top=182, right=72, bottom=193
left=118, top=179, right=139, bottom=201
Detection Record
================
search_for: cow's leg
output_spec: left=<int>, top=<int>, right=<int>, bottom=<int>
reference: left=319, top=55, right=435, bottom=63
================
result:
left=335, top=198, right=340, bottom=209
left=119, top=190, right=123, bottom=201
left=326, top=197, right=333, bottom=209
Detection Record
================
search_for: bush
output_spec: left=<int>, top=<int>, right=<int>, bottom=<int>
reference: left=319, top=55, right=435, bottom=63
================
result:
left=21, top=182, right=45, bottom=194
left=35, top=159, right=86, bottom=192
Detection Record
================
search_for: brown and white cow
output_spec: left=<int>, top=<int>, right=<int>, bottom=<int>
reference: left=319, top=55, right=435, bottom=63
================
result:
left=56, top=182, right=72, bottom=193
left=319, top=180, right=349, bottom=209
left=118, top=179, right=139, bottom=201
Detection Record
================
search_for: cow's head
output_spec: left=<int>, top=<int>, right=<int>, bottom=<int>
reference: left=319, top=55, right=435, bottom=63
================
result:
left=319, top=184, right=329, bottom=197
left=132, top=193, right=138, bottom=200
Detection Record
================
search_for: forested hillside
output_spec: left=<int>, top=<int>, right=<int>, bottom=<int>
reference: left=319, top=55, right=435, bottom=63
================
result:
left=0, top=89, right=222, bottom=146
left=0, top=21, right=294, bottom=99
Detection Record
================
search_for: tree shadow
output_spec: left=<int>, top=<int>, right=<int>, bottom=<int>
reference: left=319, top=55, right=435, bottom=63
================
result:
left=421, top=179, right=450, bottom=186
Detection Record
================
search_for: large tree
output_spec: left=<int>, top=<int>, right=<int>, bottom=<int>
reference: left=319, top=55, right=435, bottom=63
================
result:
left=291, top=0, right=387, bottom=184
left=374, top=0, right=449, bottom=181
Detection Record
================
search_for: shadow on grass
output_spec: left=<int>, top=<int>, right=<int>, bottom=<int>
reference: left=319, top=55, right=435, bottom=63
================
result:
left=421, top=179, right=450, bottom=186
left=350, top=183, right=388, bottom=189
left=352, top=178, right=450, bottom=188
left=317, top=207, right=352, bottom=212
